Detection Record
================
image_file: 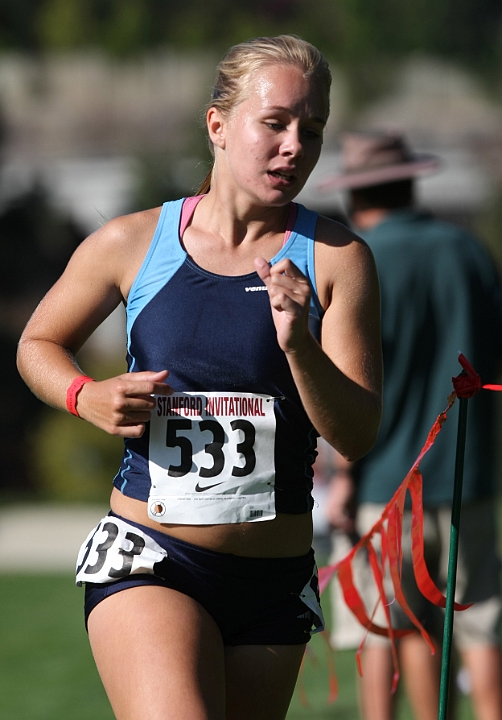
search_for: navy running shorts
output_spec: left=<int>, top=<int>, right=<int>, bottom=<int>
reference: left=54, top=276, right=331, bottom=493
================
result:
left=82, top=512, right=324, bottom=645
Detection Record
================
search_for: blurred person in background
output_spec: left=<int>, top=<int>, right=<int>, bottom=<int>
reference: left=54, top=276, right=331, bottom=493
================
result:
left=17, top=37, right=382, bottom=720
left=321, top=131, right=502, bottom=720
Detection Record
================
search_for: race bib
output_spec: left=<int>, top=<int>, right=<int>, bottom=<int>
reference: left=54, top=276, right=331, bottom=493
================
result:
left=148, top=391, right=276, bottom=524
left=75, top=516, right=168, bottom=586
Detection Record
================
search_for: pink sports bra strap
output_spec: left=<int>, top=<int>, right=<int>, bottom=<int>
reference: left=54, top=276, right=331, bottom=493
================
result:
left=283, top=203, right=298, bottom=246
left=179, top=195, right=204, bottom=238
left=180, top=196, right=297, bottom=245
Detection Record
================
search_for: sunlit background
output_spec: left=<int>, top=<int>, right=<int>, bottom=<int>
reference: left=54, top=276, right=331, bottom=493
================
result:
left=1, top=2, right=501, bottom=718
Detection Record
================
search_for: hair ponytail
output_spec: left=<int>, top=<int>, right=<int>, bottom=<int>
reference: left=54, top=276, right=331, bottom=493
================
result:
left=196, top=166, right=213, bottom=195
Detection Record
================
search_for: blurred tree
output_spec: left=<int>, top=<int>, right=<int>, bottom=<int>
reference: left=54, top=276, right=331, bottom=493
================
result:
left=130, top=147, right=211, bottom=212
left=0, top=183, right=84, bottom=499
left=37, top=0, right=95, bottom=51
left=1, top=0, right=499, bottom=89
left=0, top=0, right=42, bottom=51
left=132, top=155, right=199, bottom=210
left=0, top=0, right=492, bottom=80
left=290, top=0, right=502, bottom=94
left=284, top=0, right=502, bottom=108
left=101, top=0, right=149, bottom=57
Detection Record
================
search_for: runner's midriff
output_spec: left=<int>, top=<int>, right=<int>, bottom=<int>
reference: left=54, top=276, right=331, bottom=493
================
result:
left=110, top=487, right=313, bottom=558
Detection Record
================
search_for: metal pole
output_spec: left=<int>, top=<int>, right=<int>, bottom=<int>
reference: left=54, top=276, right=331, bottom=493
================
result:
left=438, top=397, right=469, bottom=720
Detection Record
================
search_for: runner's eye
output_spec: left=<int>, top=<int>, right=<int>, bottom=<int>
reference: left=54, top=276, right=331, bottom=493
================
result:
left=302, top=126, right=323, bottom=139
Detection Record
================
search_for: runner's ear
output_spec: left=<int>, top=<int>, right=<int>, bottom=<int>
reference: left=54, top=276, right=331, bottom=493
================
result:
left=207, top=107, right=226, bottom=149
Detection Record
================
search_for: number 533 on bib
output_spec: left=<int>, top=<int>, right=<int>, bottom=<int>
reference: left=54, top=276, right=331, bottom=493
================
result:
left=148, top=391, right=277, bottom=525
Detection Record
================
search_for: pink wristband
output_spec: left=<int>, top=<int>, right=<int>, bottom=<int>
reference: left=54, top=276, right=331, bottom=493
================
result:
left=66, top=375, right=94, bottom=417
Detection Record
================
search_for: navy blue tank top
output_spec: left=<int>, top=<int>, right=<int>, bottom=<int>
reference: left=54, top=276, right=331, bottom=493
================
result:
left=114, top=198, right=324, bottom=514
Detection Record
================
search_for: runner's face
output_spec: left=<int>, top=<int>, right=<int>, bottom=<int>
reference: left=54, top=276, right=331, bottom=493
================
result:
left=214, top=64, right=328, bottom=205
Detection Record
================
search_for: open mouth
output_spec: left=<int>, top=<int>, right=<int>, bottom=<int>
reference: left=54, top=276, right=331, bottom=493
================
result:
left=268, top=170, right=296, bottom=182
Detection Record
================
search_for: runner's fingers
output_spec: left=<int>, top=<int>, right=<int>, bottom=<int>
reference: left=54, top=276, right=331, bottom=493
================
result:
left=269, top=292, right=304, bottom=316
left=267, top=277, right=310, bottom=314
left=269, top=273, right=309, bottom=293
left=118, top=411, right=152, bottom=425
left=110, top=398, right=159, bottom=424
left=107, top=422, right=147, bottom=438
left=267, top=269, right=310, bottom=300
left=118, top=394, right=157, bottom=409
left=268, top=282, right=310, bottom=307
left=254, top=256, right=272, bottom=285
left=109, top=403, right=153, bottom=425
left=255, top=257, right=310, bottom=291
left=269, top=258, right=308, bottom=281
left=118, top=369, right=169, bottom=381
left=116, top=379, right=173, bottom=399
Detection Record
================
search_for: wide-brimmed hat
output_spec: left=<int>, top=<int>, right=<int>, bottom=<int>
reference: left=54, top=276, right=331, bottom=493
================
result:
left=318, top=131, right=440, bottom=191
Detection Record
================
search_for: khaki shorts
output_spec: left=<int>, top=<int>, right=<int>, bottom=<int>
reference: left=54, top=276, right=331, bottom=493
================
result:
left=330, top=499, right=502, bottom=651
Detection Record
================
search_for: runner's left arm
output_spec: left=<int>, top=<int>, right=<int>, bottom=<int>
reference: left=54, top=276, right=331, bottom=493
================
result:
left=255, top=220, right=382, bottom=461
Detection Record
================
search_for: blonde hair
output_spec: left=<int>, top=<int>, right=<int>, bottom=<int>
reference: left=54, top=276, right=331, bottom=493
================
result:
left=197, top=35, right=331, bottom=194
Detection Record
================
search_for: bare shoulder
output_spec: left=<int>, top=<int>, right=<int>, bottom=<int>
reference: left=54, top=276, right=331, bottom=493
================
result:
left=315, top=214, right=372, bottom=257
left=72, top=206, right=162, bottom=295
left=314, top=214, right=378, bottom=308
left=83, top=206, right=161, bottom=257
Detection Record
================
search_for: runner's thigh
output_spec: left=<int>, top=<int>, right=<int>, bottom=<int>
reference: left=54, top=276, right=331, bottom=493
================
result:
left=87, top=584, right=226, bottom=720
left=224, top=643, right=306, bottom=720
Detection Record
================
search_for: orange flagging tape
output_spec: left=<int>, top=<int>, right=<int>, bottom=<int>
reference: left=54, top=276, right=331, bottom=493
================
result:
left=310, top=354, right=502, bottom=703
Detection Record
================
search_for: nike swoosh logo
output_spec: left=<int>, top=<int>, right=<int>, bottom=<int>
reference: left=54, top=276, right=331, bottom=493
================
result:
left=195, top=481, right=224, bottom=493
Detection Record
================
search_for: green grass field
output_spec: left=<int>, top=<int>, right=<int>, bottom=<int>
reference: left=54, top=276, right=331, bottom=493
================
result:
left=0, top=574, right=476, bottom=720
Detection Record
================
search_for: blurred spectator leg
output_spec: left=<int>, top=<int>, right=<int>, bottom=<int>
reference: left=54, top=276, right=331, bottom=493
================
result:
left=358, top=643, right=394, bottom=720
left=461, top=645, right=502, bottom=720
left=400, top=632, right=441, bottom=720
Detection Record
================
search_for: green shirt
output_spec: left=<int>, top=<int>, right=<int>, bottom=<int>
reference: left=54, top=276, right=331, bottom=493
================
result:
left=356, top=209, right=502, bottom=506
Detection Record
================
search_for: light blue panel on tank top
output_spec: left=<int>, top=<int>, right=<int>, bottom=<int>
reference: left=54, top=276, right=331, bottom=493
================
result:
left=126, top=199, right=187, bottom=370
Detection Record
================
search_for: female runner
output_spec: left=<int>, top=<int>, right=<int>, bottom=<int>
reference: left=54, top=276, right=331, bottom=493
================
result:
left=17, top=35, right=382, bottom=720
